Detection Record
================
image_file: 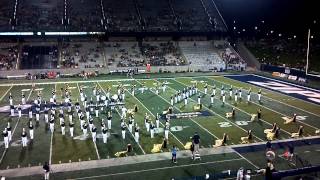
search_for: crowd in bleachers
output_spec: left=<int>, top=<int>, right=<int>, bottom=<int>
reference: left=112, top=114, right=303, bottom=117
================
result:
left=0, top=44, right=18, bottom=70
left=61, top=42, right=105, bottom=69
left=141, top=41, right=186, bottom=66
left=215, top=42, right=246, bottom=70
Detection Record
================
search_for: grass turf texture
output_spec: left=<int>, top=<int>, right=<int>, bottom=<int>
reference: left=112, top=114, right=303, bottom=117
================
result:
left=0, top=75, right=319, bottom=179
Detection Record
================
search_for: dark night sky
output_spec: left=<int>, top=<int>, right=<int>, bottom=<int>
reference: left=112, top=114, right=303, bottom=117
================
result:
left=215, top=0, right=318, bottom=37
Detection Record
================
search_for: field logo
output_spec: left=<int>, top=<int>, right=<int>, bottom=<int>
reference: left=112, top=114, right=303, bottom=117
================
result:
left=282, top=116, right=307, bottom=121
left=154, top=126, right=189, bottom=134
left=248, top=81, right=320, bottom=104
left=218, top=121, right=249, bottom=128
left=0, top=104, right=32, bottom=113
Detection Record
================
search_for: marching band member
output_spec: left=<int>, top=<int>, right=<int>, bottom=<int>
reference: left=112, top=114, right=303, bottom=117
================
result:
left=21, top=128, right=28, bottom=147
left=28, top=120, right=34, bottom=140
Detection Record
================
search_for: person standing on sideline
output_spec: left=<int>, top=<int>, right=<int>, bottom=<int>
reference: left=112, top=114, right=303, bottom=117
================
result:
left=192, top=132, right=200, bottom=155
left=43, top=162, right=50, bottom=180
left=171, top=145, right=177, bottom=163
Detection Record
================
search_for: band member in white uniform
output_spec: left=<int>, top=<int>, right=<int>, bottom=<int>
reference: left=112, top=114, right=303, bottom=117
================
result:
left=21, top=128, right=28, bottom=147
left=91, top=125, right=97, bottom=142
left=107, top=112, right=112, bottom=130
left=210, top=94, right=214, bottom=104
left=150, top=122, right=155, bottom=138
left=121, top=121, right=126, bottom=140
left=258, top=89, right=262, bottom=102
left=49, top=116, right=55, bottom=133
left=29, top=121, right=34, bottom=140
left=247, top=89, right=251, bottom=102
left=134, top=124, right=140, bottom=143
left=61, top=121, right=66, bottom=135
left=21, top=93, right=26, bottom=105
left=128, top=117, right=133, bottom=133
left=10, top=105, right=14, bottom=116
left=2, top=128, right=9, bottom=149
left=82, top=122, right=88, bottom=137
left=222, top=92, right=226, bottom=105
left=155, top=114, right=160, bottom=129
left=69, top=121, right=74, bottom=137
left=6, top=122, right=12, bottom=142
left=164, top=124, right=169, bottom=140
left=18, top=104, right=22, bottom=118
left=9, top=93, right=13, bottom=106
left=102, top=127, right=108, bottom=144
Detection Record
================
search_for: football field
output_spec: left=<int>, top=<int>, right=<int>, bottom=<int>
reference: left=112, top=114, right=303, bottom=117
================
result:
left=0, top=74, right=319, bottom=179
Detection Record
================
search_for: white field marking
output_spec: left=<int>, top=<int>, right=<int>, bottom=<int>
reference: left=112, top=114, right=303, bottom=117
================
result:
left=76, top=83, right=101, bottom=159
left=26, top=88, right=33, bottom=102
left=136, top=80, right=219, bottom=140
left=49, top=132, right=53, bottom=165
left=0, top=85, right=13, bottom=102
left=122, top=84, right=184, bottom=147
left=0, top=74, right=239, bottom=87
left=0, top=86, right=33, bottom=164
left=69, top=158, right=244, bottom=180
left=233, top=150, right=259, bottom=169
left=49, top=83, right=57, bottom=165
left=209, top=78, right=319, bottom=130
left=175, top=79, right=292, bottom=136
left=252, top=74, right=320, bottom=93
left=97, top=82, right=146, bottom=155
left=151, top=79, right=263, bottom=142
left=0, top=74, right=249, bottom=87
left=215, top=76, right=320, bottom=116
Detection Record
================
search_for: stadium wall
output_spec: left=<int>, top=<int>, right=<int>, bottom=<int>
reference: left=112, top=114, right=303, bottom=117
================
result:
left=0, top=65, right=223, bottom=78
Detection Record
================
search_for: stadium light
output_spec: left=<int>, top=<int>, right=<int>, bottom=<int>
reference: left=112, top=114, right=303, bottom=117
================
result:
left=233, top=26, right=236, bottom=30
left=311, top=35, right=314, bottom=39
left=293, top=35, right=296, bottom=39
left=242, top=28, right=246, bottom=32
left=278, top=33, right=282, bottom=37
left=270, top=30, right=274, bottom=34
left=254, top=26, right=258, bottom=30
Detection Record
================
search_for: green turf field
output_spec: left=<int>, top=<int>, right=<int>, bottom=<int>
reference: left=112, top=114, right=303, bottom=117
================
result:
left=0, top=75, right=319, bottom=179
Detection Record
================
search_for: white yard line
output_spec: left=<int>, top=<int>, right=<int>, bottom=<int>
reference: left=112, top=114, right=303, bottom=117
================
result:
left=0, top=85, right=13, bottom=102
left=76, top=83, right=101, bottom=160
left=97, top=82, right=146, bottom=155
left=49, top=132, right=53, bottom=165
left=49, top=83, right=57, bottom=164
left=175, top=79, right=292, bottom=136
left=208, top=78, right=319, bottom=130
left=150, top=79, right=263, bottom=142
left=70, top=158, right=244, bottom=180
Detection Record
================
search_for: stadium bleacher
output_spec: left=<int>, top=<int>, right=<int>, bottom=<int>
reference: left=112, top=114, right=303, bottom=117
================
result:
left=0, top=0, right=14, bottom=31
left=0, top=43, right=19, bottom=70
left=61, top=42, right=105, bottom=69
left=179, top=41, right=225, bottom=71
left=15, top=0, right=64, bottom=32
